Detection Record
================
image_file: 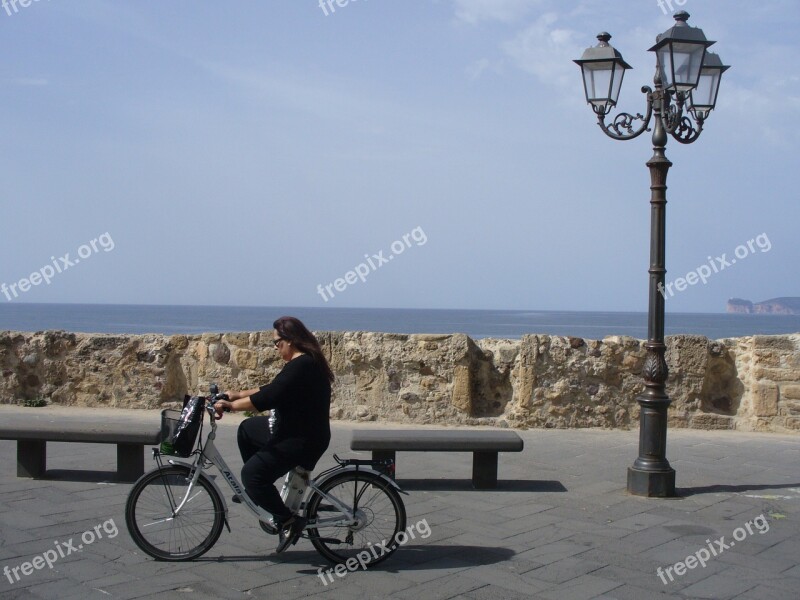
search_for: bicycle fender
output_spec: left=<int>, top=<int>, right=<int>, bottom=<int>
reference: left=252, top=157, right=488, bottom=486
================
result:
left=314, top=465, right=409, bottom=495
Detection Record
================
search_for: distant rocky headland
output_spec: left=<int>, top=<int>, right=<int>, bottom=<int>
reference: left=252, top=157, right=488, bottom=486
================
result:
left=727, top=297, right=800, bottom=315
left=1, top=330, right=799, bottom=433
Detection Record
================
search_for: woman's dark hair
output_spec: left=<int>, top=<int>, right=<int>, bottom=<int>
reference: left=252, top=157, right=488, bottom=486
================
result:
left=273, top=316, right=335, bottom=383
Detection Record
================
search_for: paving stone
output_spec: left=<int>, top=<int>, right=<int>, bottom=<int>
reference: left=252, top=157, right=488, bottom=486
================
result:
left=501, top=501, right=555, bottom=519
left=593, top=582, right=682, bottom=599
left=459, top=563, right=554, bottom=596
left=314, top=567, right=419, bottom=595
left=593, top=563, right=665, bottom=591
left=388, top=572, right=488, bottom=600
left=461, top=582, right=546, bottom=600
left=678, top=572, right=758, bottom=599
left=525, top=555, right=607, bottom=584
left=0, top=511, right=59, bottom=531
left=84, top=571, right=140, bottom=588
left=100, top=570, right=206, bottom=599
left=615, top=522, right=685, bottom=552
left=642, top=537, right=726, bottom=567
left=732, top=584, right=800, bottom=600
left=538, top=573, right=622, bottom=600
left=386, top=555, right=474, bottom=585
left=715, top=539, right=796, bottom=573
left=610, top=511, right=673, bottom=531
left=26, top=579, right=113, bottom=600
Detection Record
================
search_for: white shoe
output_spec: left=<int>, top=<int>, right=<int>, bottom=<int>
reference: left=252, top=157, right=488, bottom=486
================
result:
left=259, top=518, right=279, bottom=535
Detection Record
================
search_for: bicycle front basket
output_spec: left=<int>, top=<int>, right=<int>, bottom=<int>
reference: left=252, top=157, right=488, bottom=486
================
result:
left=159, top=409, right=182, bottom=455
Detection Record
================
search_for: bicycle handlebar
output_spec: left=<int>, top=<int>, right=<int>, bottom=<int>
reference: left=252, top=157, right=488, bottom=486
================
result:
left=205, top=383, right=230, bottom=421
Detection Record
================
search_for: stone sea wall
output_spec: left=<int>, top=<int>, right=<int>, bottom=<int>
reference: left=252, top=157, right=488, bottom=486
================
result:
left=1, top=330, right=799, bottom=432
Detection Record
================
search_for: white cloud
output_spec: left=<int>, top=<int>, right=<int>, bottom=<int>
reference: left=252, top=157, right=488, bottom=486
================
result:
left=501, top=13, right=583, bottom=89
left=464, top=57, right=505, bottom=80
left=718, top=82, right=799, bottom=147
left=710, top=40, right=800, bottom=147
left=453, top=0, right=543, bottom=24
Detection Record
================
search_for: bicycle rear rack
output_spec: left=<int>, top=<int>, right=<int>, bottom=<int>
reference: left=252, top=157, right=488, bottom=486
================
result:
left=332, top=453, right=395, bottom=478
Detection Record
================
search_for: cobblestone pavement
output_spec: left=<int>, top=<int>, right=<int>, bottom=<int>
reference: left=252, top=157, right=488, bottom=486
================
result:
left=0, top=406, right=798, bottom=599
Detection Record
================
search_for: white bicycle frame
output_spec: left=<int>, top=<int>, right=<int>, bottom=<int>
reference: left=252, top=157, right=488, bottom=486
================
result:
left=163, top=404, right=358, bottom=531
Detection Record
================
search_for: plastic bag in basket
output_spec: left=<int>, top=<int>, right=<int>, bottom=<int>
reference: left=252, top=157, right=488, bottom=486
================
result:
left=170, top=395, right=204, bottom=457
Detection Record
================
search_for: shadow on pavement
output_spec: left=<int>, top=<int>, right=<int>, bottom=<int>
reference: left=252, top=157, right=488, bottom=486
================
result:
left=677, top=482, right=800, bottom=496
left=195, top=552, right=296, bottom=563
left=379, top=544, right=515, bottom=569
left=296, top=545, right=515, bottom=574
left=197, top=545, right=515, bottom=572
left=397, top=478, right=567, bottom=492
left=34, top=469, right=135, bottom=483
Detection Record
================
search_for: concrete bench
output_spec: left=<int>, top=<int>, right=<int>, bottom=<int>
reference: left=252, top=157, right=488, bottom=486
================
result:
left=0, top=414, right=160, bottom=482
left=350, top=429, right=524, bottom=489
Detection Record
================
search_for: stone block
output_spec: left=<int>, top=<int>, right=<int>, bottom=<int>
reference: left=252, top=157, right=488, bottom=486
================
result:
left=752, top=349, right=783, bottom=367
left=209, top=342, right=230, bottom=365
left=666, top=334, right=710, bottom=376
left=223, top=332, right=251, bottom=347
left=752, top=335, right=796, bottom=351
left=781, top=384, right=800, bottom=400
left=232, top=348, right=258, bottom=370
left=752, top=382, right=779, bottom=417
left=780, top=416, right=800, bottom=430
left=752, top=366, right=799, bottom=382
left=169, top=335, right=189, bottom=350
left=690, top=413, right=734, bottom=430
left=451, top=365, right=472, bottom=414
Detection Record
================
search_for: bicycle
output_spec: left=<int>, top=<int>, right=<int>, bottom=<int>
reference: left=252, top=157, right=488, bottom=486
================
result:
left=125, top=385, right=408, bottom=565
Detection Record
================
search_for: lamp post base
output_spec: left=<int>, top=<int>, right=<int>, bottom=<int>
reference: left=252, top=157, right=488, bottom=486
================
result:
left=627, top=466, right=675, bottom=497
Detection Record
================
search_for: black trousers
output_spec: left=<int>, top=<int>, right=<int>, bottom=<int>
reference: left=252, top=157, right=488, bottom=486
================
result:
left=237, top=416, right=295, bottom=521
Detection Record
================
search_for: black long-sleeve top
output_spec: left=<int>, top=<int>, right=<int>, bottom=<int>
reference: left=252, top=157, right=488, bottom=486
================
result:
left=250, top=354, right=331, bottom=467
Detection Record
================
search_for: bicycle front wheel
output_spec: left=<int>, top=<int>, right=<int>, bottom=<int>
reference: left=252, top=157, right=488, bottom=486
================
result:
left=306, top=471, right=406, bottom=566
left=125, top=465, right=225, bottom=561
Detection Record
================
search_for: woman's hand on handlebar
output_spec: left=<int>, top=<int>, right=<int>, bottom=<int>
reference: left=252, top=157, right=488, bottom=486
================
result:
left=213, top=394, right=232, bottom=418
left=211, top=391, right=257, bottom=417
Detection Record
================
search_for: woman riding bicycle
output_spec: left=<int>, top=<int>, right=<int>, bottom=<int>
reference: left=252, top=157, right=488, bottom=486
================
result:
left=213, top=316, right=334, bottom=552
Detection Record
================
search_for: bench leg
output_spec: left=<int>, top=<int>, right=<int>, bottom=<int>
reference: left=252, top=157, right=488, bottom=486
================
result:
left=117, top=444, right=144, bottom=482
left=18, top=440, right=46, bottom=478
left=372, top=450, right=396, bottom=479
left=472, top=451, right=498, bottom=489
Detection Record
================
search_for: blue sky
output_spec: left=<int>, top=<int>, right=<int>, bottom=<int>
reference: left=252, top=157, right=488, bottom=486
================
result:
left=1, top=0, right=797, bottom=312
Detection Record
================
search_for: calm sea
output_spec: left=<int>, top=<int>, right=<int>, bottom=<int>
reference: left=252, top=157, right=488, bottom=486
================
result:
left=1, top=303, right=799, bottom=340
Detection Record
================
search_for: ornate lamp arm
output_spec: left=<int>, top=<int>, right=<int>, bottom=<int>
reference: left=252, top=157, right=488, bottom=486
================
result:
left=595, top=86, right=653, bottom=141
left=663, top=94, right=705, bottom=144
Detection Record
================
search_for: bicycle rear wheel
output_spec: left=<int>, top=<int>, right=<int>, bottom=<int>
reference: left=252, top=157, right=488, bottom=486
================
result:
left=125, top=465, right=225, bottom=561
left=306, top=470, right=406, bottom=566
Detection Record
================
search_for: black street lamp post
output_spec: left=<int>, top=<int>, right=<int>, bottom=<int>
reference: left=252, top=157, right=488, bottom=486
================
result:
left=574, top=12, right=729, bottom=497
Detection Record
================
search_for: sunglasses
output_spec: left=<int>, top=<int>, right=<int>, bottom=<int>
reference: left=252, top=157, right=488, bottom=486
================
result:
left=272, top=338, right=286, bottom=348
